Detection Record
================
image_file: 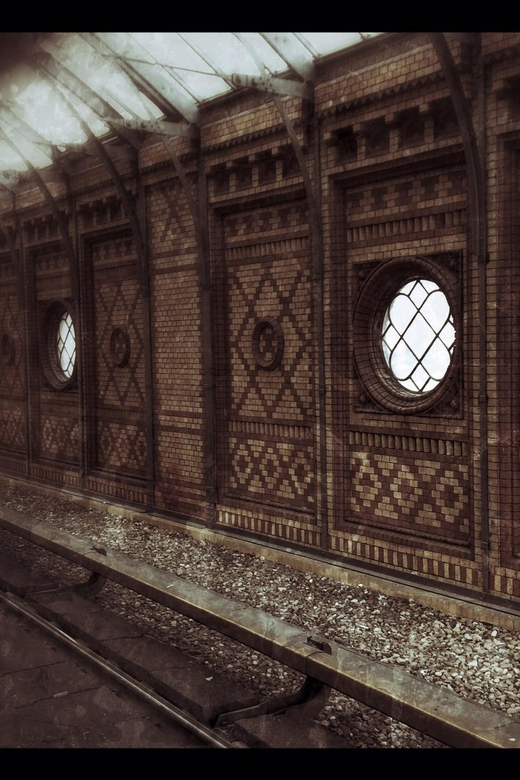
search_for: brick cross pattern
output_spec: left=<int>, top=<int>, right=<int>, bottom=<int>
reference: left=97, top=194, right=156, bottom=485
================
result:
left=0, top=286, right=24, bottom=397
left=95, top=278, right=145, bottom=409
left=227, top=257, right=314, bottom=422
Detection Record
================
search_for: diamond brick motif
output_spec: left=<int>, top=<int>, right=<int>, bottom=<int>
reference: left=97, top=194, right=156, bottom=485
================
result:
left=227, top=437, right=314, bottom=511
left=94, top=274, right=145, bottom=409
left=39, top=417, right=79, bottom=462
left=349, top=451, right=470, bottom=543
left=0, top=285, right=24, bottom=397
left=0, top=408, right=25, bottom=451
left=97, top=421, right=147, bottom=473
left=227, top=256, right=313, bottom=421
left=217, top=201, right=316, bottom=514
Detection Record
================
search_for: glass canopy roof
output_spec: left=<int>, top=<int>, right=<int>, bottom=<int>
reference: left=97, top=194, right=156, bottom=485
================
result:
left=0, top=32, right=381, bottom=177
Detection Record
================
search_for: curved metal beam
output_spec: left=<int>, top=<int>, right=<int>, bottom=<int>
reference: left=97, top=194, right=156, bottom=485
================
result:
left=0, top=127, right=76, bottom=290
left=231, top=33, right=329, bottom=549
left=83, top=33, right=199, bottom=124
left=42, top=77, right=146, bottom=281
left=0, top=206, right=20, bottom=276
left=429, top=33, right=489, bottom=593
left=429, top=34, right=486, bottom=257
left=32, top=47, right=141, bottom=150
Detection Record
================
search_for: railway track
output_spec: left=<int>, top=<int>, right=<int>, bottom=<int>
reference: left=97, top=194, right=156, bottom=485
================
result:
left=0, top=590, right=242, bottom=749
left=1, top=502, right=520, bottom=748
left=0, top=552, right=346, bottom=749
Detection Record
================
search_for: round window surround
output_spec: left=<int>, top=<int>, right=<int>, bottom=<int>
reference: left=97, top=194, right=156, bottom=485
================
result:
left=252, top=317, right=284, bottom=371
left=353, top=256, right=459, bottom=414
left=110, top=326, right=131, bottom=368
left=41, top=300, right=77, bottom=390
left=0, top=333, right=15, bottom=366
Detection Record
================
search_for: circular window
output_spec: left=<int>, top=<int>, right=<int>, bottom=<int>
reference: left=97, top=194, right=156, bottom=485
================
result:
left=381, top=280, right=455, bottom=394
left=353, top=256, right=459, bottom=414
left=41, top=301, right=77, bottom=390
left=57, top=311, right=76, bottom=378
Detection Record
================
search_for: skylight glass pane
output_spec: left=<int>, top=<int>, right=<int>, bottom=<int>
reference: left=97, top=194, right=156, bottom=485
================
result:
left=53, top=81, right=109, bottom=138
left=97, top=32, right=156, bottom=63
left=0, top=118, right=53, bottom=167
left=185, top=33, right=263, bottom=77
left=162, top=72, right=230, bottom=102
left=237, top=33, right=289, bottom=72
left=97, top=32, right=197, bottom=112
left=302, top=32, right=380, bottom=55
left=131, top=32, right=207, bottom=70
left=14, top=81, right=87, bottom=145
left=0, top=31, right=386, bottom=177
left=0, top=141, right=26, bottom=170
left=58, top=33, right=163, bottom=121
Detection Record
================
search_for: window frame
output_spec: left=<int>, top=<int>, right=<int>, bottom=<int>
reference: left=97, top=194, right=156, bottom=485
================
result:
left=40, top=299, right=78, bottom=391
left=353, top=255, right=461, bottom=415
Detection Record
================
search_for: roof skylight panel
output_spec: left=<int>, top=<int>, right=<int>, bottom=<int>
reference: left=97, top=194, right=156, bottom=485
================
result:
left=301, top=32, right=380, bottom=56
left=235, top=33, right=290, bottom=73
left=0, top=117, right=53, bottom=168
left=51, top=80, right=110, bottom=139
left=183, top=33, right=265, bottom=79
left=54, top=33, right=162, bottom=121
left=0, top=139, right=28, bottom=170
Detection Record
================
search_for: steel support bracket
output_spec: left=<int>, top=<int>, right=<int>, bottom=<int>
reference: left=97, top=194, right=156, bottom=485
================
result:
left=30, top=570, right=108, bottom=599
left=214, top=675, right=331, bottom=729
left=60, top=141, right=136, bottom=162
left=230, top=72, right=313, bottom=100
left=70, top=571, right=107, bottom=598
left=109, top=117, right=199, bottom=139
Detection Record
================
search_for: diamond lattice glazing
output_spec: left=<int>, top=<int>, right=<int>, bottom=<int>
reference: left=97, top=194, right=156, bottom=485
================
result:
left=382, top=279, right=455, bottom=393
left=57, top=312, right=76, bottom=378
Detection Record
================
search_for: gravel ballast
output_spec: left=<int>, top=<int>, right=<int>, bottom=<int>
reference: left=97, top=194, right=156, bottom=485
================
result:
left=1, top=478, right=520, bottom=748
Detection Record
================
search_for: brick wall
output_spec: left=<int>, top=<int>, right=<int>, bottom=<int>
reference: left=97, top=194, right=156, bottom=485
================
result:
left=1, top=32, right=520, bottom=605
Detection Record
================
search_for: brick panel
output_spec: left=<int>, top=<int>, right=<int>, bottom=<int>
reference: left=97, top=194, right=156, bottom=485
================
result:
left=214, top=200, right=317, bottom=516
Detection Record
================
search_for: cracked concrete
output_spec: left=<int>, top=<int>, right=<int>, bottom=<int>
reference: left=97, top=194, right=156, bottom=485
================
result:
left=0, top=602, right=207, bottom=748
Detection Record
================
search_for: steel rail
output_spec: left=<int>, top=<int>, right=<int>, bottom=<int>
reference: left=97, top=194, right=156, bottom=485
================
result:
left=0, top=590, right=237, bottom=749
left=1, top=506, right=520, bottom=749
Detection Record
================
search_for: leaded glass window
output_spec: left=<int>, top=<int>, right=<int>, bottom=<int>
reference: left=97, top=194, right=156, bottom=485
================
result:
left=381, top=279, right=455, bottom=394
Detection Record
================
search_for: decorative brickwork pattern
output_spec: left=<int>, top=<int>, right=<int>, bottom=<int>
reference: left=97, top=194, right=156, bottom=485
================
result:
left=30, top=244, right=79, bottom=471
left=330, top=150, right=470, bottom=561
left=96, top=420, right=147, bottom=473
left=0, top=283, right=24, bottom=399
left=348, top=450, right=470, bottom=545
left=37, top=415, right=80, bottom=463
left=215, top=201, right=316, bottom=515
left=227, top=256, right=313, bottom=421
left=94, top=276, right=145, bottom=407
left=227, top=437, right=315, bottom=511
left=3, top=33, right=520, bottom=606
left=0, top=406, right=25, bottom=452
left=90, top=237, right=147, bottom=477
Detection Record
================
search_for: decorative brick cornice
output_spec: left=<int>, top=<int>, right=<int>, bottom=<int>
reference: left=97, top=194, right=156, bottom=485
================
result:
left=483, top=43, right=520, bottom=65
left=317, top=72, right=446, bottom=120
